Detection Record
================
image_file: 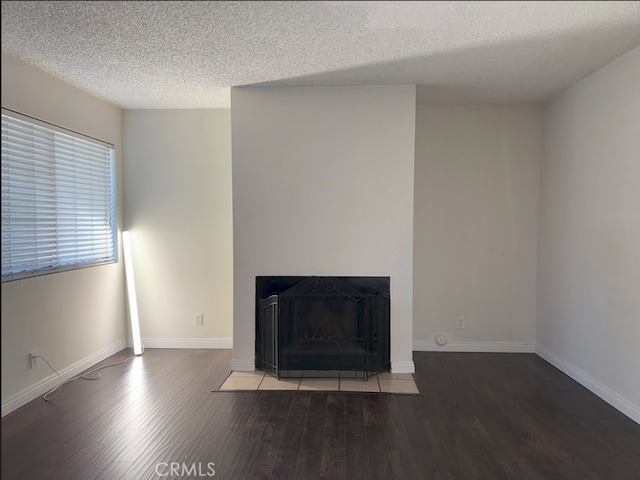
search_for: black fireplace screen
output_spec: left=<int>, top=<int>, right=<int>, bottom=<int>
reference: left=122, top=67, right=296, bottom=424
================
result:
left=256, top=276, right=390, bottom=380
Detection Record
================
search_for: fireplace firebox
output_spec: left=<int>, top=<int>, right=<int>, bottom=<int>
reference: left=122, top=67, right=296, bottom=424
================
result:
left=256, top=276, right=390, bottom=380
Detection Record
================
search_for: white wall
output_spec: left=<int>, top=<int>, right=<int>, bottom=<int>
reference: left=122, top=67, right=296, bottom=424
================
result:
left=1, top=53, right=126, bottom=413
left=231, top=86, right=416, bottom=372
left=122, top=110, right=233, bottom=346
left=537, top=46, right=640, bottom=422
left=413, top=105, right=541, bottom=351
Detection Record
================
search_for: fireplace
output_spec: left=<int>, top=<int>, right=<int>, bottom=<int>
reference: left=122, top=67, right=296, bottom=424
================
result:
left=256, top=276, right=390, bottom=379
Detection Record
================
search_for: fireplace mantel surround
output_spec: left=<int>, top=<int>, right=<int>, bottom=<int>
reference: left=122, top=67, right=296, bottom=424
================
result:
left=230, top=86, right=417, bottom=376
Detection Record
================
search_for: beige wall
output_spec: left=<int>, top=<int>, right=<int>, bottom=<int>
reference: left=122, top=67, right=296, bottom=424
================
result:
left=537, top=46, right=640, bottom=421
left=231, top=86, right=416, bottom=372
left=413, top=105, right=541, bottom=350
left=122, top=110, right=233, bottom=345
left=1, top=53, right=126, bottom=411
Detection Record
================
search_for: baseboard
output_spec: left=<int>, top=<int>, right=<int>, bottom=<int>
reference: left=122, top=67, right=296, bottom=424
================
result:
left=230, top=359, right=255, bottom=371
left=535, top=344, right=640, bottom=425
left=413, top=339, right=536, bottom=353
left=1, top=340, right=127, bottom=418
left=130, top=337, right=233, bottom=349
left=391, top=360, right=416, bottom=374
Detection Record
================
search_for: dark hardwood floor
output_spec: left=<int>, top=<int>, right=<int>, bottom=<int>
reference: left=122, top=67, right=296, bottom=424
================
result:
left=2, top=349, right=639, bottom=479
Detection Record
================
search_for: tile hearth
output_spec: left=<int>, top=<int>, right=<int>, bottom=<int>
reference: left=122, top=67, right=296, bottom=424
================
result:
left=217, top=371, right=419, bottom=394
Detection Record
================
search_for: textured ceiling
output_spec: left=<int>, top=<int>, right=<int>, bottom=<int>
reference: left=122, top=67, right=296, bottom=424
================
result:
left=2, top=1, right=640, bottom=109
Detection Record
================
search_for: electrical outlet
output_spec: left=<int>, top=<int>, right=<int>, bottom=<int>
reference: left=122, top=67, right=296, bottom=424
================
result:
left=457, top=316, right=466, bottom=329
left=29, top=351, right=39, bottom=368
left=194, top=313, right=204, bottom=326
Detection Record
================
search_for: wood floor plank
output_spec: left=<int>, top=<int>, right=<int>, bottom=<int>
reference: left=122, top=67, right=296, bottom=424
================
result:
left=295, top=393, right=328, bottom=479
left=319, top=392, right=345, bottom=479
left=270, top=393, right=312, bottom=479
left=94, top=461, right=133, bottom=480
left=246, top=392, right=294, bottom=480
left=344, top=394, right=370, bottom=480
left=361, top=393, right=393, bottom=479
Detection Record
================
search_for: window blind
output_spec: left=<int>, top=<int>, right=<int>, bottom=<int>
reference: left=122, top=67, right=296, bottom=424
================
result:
left=1, top=109, right=117, bottom=282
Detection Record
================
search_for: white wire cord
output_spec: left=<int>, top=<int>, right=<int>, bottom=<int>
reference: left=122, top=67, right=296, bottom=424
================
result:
left=37, top=345, right=144, bottom=402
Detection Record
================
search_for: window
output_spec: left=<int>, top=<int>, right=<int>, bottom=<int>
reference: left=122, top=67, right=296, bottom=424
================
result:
left=1, top=109, right=117, bottom=282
